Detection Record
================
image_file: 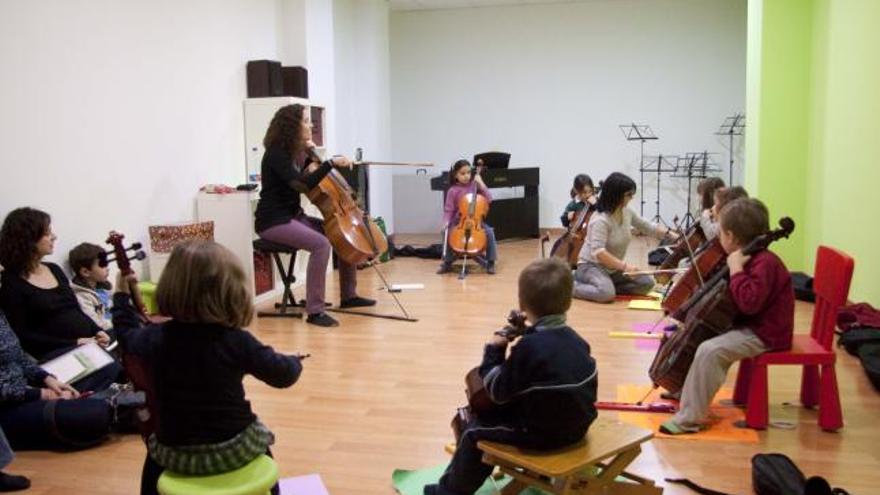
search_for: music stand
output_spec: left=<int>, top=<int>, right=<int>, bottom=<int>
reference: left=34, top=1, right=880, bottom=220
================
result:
left=473, top=151, right=510, bottom=170
left=671, top=151, right=722, bottom=229
left=641, top=154, right=678, bottom=226
left=619, top=123, right=659, bottom=217
left=715, top=113, right=745, bottom=185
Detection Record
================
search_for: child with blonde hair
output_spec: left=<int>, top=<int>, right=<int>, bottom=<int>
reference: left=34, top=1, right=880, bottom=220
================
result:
left=113, top=240, right=305, bottom=494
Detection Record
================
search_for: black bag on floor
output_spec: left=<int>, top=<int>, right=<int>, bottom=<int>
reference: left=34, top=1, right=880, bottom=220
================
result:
left=752, top=453, right=849, bottom=495
left=858, top=343, right=880, bottom=391
left=648, top=246, right=672, bottom=266
left=392, top=243, right=443, bottom=259
left=837, top=326, right=880, bottom=356
left=791, top=272, right=816, bottom=302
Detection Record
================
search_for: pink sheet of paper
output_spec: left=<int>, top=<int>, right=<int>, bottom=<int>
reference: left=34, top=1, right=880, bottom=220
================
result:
left=632, top=322, right=663, bottom=333
left=631, top=322, right=664, bottom=350
left=279, top=474, right=330, bottom=495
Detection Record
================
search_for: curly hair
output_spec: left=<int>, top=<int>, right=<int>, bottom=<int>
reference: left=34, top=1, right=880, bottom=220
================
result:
left=263, top=104, right=306, bottom=157
left=0, top=207, right=51, bottom=277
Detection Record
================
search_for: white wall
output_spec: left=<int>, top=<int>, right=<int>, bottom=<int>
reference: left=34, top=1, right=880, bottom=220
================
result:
left=0, top=0, right=395, bottom=275
left=0, top=0, right=280, bottom=271
left=390, top=0, right=746, bottom=231
left=333, top=0, right=394, bottom=230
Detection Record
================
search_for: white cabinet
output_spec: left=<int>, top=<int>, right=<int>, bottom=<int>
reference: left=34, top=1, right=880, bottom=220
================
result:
left=243, top=97, right=326, bottom=182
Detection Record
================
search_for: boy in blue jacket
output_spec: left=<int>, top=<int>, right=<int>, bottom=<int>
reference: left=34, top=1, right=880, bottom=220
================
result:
left=426, top=258, right=598, bottom=495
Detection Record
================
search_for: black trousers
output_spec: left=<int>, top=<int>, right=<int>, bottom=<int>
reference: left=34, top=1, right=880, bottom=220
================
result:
left=435, top=413, right=527, bottom=495
left=0, top=363, right=121, bottom=450
left=140, top=448, right=280, bottom=495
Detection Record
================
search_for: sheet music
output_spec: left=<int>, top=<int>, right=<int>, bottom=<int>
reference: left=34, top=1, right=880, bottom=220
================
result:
left=40, top=342, right=116, bottom=384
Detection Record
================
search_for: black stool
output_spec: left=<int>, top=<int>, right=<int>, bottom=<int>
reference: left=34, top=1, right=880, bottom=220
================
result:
left=253, top=239, right=303, bottom=318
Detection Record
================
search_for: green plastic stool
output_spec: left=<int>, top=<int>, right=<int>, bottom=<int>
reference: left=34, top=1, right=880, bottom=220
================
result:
left=157, top=454, right=278, bottom=495
left=137, top=281, right=158, bottom=315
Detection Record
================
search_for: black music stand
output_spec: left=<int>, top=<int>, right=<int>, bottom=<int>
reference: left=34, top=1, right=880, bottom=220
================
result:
left=715, top=113, right=745, bottom=185
left=473, top=151, right=510, bottom=170
left=619, top=123, right=659, bottom=217
left=671, top=151, right=722, bottom=229
left=641, top=154, right=678, bottom=226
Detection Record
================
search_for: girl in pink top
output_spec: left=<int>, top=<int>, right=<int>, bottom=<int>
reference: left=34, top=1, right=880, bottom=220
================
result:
left=438, top=159, right=498, bottom=274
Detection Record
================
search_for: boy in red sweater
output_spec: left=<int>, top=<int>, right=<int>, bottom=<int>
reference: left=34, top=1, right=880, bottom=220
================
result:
left=661, top=198, right=794, bottom=434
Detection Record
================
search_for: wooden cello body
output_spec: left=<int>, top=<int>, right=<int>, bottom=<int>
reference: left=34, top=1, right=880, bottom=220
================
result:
left=660, top=238, right=727, bottom=315
left=550, top=205, right=595, bottom=268
left=447, top=170, right=490, bottom=257
left=654, top=224, right=707, bottom=285
left=305, top=149, right=388, bottom=266
left=648, top=218, right=795, bottom=393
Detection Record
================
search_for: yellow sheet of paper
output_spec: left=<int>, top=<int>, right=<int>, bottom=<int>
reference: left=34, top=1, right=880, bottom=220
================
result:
left=627, top=299, right=663, bottom=311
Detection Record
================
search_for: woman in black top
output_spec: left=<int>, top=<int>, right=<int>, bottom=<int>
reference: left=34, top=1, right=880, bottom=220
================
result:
left=0, top=208, right=112, bottom=360
left=254, top=104, right=374, bottom=327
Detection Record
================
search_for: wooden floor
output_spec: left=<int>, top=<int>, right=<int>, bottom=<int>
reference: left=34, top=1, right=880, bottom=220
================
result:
left=10, top=236, right=879, bottom=494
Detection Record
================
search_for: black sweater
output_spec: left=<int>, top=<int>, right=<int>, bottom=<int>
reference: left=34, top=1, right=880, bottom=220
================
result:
left=0, top=263, right=103, bottom=360
left=479, top=324, right=598, bottom=448
left=112, top=293, right=302, bottom=446
left=254, top=144, right=333, bottom=233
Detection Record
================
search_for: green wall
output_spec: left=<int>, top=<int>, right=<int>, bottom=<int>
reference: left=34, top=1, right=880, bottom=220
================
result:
left=748, top=0, right=880, bottom=303
left=746, top=0, right=813, bottom=270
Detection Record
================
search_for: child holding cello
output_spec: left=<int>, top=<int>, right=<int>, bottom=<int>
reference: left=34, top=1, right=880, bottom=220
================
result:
left=425, top=258, right=597, bottom=495
left=696, top=177, right=725, bottom=241
left=560, top=174, right=596, bottom=227
left=438, top=159, right=498, bottom=275
left=660, top=198, right=794, bottom=434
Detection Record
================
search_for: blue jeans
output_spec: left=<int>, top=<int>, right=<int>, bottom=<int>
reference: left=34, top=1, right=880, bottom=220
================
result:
left=0, top=426, right=12, bottom=469
left=442, top=223, right=497, bottom=264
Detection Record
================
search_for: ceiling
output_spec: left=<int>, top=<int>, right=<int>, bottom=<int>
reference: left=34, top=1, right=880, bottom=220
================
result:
left=388, top=0, right=589, bottom=12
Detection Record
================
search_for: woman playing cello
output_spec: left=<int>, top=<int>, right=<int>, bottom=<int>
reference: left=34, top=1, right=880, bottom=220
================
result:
left=254, top=104, right=374, bottom=327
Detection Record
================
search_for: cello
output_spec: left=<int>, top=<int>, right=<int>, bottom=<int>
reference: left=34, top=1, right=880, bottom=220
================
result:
left=304, top=147, right=388, bottom=266
left=654, top=223, right=707, bottom=285
left=660, top=237, right=728, bottom=315
left=447, top=162, right=489, bottom=258
left=550, top=184, right=600, bottom=268
left=452, top=310, right=528, bottom=441
left=103, top=231, right=150, bottom=322
left=648, top=218, right=795, bottom=393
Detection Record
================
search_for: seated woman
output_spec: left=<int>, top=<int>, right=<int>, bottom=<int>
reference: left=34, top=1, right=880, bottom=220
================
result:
left=0, top=305, right=114, bottom=451
left=0, top=208, right=116, bottom=363
left=573, top=172, right=675, bottom=303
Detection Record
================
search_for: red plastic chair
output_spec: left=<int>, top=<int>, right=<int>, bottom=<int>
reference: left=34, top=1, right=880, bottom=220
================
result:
left=732, top=246, right=854, bottom=431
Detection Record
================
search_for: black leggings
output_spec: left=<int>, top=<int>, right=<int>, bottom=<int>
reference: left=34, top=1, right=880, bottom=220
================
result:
left=141, top=449, right=280, bottom=495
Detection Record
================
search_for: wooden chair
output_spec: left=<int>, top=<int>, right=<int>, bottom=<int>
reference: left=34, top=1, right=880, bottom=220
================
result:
left=476, top=418, right=662, bottom=495
left=733, top=245, right=854, bottom=431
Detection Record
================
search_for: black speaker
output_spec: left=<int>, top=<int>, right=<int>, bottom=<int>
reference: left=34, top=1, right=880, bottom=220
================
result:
left=246, top=60, right=283, bottom=97
left=282, top=66, right=309, bottom=98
